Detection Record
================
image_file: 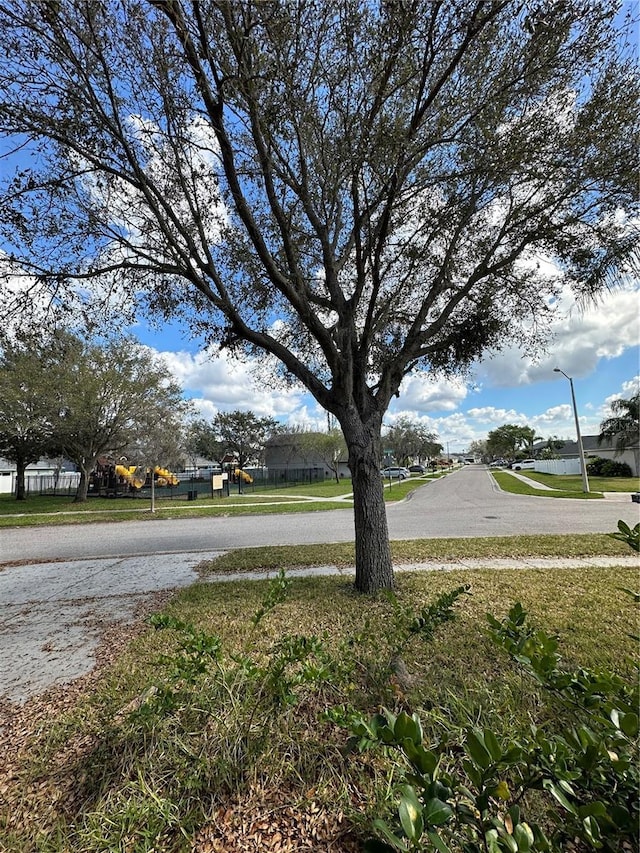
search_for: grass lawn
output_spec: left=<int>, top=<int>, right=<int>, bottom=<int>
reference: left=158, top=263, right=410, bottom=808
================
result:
left=491, top=470, right=640, bottom=499
left=0, top=473, right=445, bottom=527
left=508, top=471, right=640, bottom=493
left=195, top=533, right=631, bottom=575
left=1, top=547, right=637, bottom=852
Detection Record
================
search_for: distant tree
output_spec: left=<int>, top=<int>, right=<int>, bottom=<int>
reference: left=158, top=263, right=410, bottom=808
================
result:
left=297, top=429, right=348, bottom=484
left=486, top=425, right=522, bottom=459
left=49, top=335, right=189, bottom=502
left=385, top=418, right=442, bottom=467
left=124, top=411, right=189, bottom=512
left=518, top=426, right=541, bottom=456
left=468, top=439, right=488, bottom=461
left=184, top=419, right=225, bottom=471
left=598, top=393, right=640, bottom=475
left=540, top=435, right=564, bottom=459
left=212, top=410, right=280, bottom=471
left=1, top=2, right=637, bottom=591
left=486, top=424, right=540, bottom=459
left=0, top=332, right=58, bottom=500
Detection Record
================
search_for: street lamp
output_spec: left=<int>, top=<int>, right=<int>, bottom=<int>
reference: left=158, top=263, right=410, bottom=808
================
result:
left=554, top=368, right=590, bottom=493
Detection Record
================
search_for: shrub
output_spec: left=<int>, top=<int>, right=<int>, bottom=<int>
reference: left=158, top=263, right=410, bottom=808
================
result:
left=586, top=457, right=632, bottom=477
left=349, top=600, right=639, bottom=853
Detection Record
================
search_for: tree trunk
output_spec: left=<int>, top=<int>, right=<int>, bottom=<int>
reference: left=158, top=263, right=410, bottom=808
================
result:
left=74, top=464, right=90, bottom=502
left=343, top=416, right=394, bottom=593
left=15, top=457, right=27, bottom=501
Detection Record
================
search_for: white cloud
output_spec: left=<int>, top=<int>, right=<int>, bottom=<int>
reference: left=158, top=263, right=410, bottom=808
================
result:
left=600, top=374, right=640, bottom=418
left=393, top=373, right=469, bottom=413
left=474, top=283, right=639, bottom=388
left=155, top=348, right=308, bottom=420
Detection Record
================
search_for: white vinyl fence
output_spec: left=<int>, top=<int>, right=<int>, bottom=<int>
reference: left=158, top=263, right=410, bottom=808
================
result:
left=0, top=472, right=81, bottom=495
left=531, top=459, right=582, bottom=475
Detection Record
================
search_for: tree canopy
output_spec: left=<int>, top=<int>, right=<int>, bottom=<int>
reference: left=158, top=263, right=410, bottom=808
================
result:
left=0, top=331, right=188, bottom=501
left=486, top=423, right=540, bottom=460
left=384, top=417, right=442, bottom=467
left=211, top=410, right=280, bottom=470
left=0, top=331, right=59, bottom=499
left=0, top=1, right=637, bottom=590
left=53, top=336, right=189, bottom=501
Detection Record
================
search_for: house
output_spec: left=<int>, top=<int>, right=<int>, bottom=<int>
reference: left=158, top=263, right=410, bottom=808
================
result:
left=536, top=435, right=639, bottom=477
left=0, top=457, right=79, bottom=495
left=264, top=433, right=351, bottom=480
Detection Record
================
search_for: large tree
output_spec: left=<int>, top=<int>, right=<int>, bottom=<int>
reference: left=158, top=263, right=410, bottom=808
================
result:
left=0, top=332, right=59, bottom=500
left=49, top=334, right=189, bottom=501
left=0, top=2, right=638, bottom=590
left=211, top=410, right=280, bottom=470
left=486, top=423, right=540, bottom=460
left=384, top=417, right=441, bottom=467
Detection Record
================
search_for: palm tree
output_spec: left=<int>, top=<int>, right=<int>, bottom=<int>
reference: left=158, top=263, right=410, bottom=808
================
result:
left=598, top=393, right=639, bottom=475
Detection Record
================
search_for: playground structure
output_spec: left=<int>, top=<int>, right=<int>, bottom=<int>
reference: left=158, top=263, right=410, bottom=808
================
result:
left=234, top=468, right=254, bottom=484
left=90, top=460, right=179, bottom=495
left=115, top=464, right=180, bottom=488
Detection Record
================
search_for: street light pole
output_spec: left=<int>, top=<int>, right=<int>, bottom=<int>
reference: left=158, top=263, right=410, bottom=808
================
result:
left=554, top=368, right=590, bottom=493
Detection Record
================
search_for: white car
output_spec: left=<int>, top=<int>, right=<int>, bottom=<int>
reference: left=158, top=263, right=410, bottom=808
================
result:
left=381, top=466, right=410, bottom=480
left=512, top=459, right=536, bottom=471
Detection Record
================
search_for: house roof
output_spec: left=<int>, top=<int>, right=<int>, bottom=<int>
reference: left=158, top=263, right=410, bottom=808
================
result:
left=536, top=434, right=639, bottom=456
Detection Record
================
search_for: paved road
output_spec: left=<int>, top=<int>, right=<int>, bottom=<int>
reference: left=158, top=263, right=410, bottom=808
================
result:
left=2, top=466, right=638, bottom=562
left=2, top=466, right=638, bottom=704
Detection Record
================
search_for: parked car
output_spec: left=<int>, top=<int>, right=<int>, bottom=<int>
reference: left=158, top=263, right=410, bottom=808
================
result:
left=408, top=464, right=426, bottom=474
left=381, top=466, right=410, bottom=480
left=512, top=459, right=536, bottom=471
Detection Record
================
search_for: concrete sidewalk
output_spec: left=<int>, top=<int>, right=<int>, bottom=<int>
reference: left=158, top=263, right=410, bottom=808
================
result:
left=1, top=552, right=638, bottom=705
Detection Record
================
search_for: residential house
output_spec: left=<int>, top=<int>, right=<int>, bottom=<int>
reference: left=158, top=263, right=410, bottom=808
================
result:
left=264, top=433, right=351, bottom=480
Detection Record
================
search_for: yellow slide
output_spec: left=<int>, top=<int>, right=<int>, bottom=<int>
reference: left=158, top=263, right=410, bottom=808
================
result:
left=235, top=468, right=254, bottom=484
left=115, top=464, right=145, bottom=489
left=115, top=465, right=179, bottom=488
left=154, top=467, right=179, bottom=487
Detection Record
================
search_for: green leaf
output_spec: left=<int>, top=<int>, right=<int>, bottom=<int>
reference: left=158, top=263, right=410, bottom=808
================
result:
left=484, top=828, right=503, bottom=853
left=620, top=711, right=639, bottom=737
left=577, top=802, right=607, bottom=819
left=403, top=740, right=438, bottom=776
left=466, top=729, right=492, bottom=770
left=483, top=728, right=502, bottom=762
left=582, top=815, right=602, bottom=846
left=513, top=822, right=534, bottom=852
left=542, top=779, right=577, bottom=815
left=399, top=786, right=424, bottom=841
left=394, top=710, right=422, bottom=744
left=462, top=758, right=483, bottom=788
left=424, top=797, right=453, bottom=827
left=371, top=819, right=409, bottom=852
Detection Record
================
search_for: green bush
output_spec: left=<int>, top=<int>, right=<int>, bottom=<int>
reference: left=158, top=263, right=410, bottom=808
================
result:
left=349, top=599, right=639, bottom=853
left=586, top=457, right=632, bottom=477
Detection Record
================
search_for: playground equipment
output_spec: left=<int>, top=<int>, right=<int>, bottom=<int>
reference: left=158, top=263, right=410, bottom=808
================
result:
left=154, top=466, right=180, bottom=487
left=114, top=464, right=179, bottom=489
left=235, top=468, right=254, bottom=484
left=115, top=464, right=145, bottom=489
